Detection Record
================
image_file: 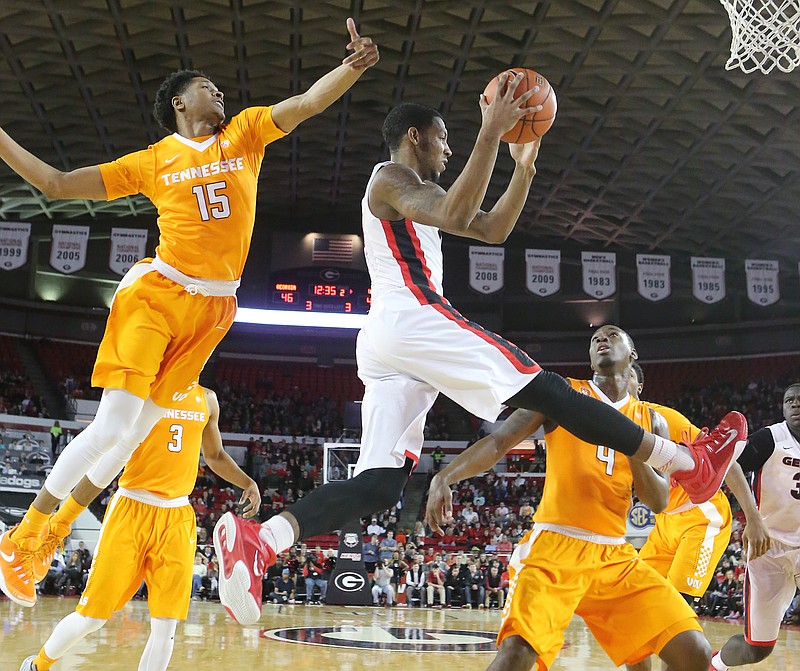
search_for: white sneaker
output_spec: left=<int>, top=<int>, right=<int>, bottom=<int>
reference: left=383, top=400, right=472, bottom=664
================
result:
left=19, top=656, right=37, bottom=671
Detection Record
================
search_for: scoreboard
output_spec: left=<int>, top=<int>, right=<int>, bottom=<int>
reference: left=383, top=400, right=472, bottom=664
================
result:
left=271, top=267, right=371, bottom=313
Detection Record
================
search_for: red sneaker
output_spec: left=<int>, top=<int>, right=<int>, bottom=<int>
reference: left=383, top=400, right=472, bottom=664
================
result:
left=214, top=512, right=275, bottom=625
left=673, top=411, right=747, bottom=504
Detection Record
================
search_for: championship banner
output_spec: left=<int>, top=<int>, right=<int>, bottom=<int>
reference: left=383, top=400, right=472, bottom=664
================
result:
left=745, top=259, right=780, bottom=306
left=50, top=224, right=89, bottom=274
left=690, top=257, right=726, bottom=304
left=636, top=254, right=671, bottom=302
left=109, top=228, right=148, bottom=276
left=525, top=249, right=560, bottom=296
left=581, top=251, right=616, bottom=299
left=469, top=246, right=505, bottom=294
left=0, top=222, right=31, bottom=271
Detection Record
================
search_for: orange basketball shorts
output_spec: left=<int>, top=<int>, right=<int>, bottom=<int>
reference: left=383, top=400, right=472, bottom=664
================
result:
left=639, top=493, right=732, bottom=598
left=92, top=260, right=236, bottom=405
left=498, top=528, right=701, bottom=670
left=77, top=494, right=197, bottom=620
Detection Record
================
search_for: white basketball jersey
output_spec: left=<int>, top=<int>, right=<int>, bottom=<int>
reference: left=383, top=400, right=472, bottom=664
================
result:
left=361, top=162, right=445, bottom=303
left=753, top=421, right=800, bottom=547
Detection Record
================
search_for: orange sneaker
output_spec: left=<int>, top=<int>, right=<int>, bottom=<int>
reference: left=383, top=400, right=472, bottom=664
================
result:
left=0, top=526, right=37, bottom=607
left=32, top=517, right=70, bottom=583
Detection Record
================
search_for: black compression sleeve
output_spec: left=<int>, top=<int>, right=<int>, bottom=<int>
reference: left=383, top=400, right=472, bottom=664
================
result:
left=288, top=459, right=413, bottom=540
left=506, top=370, right=645, bottom=456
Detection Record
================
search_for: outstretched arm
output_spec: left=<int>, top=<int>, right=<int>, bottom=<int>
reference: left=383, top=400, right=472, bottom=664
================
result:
left=451, top=140, right=541, bottom=244
left=201, top=389, right=260, bottom=518
left=0, top=128, right=107, bottom=200
left=369, top=75, right=540, bottom=235
left=425, top=409, right=545, bottom=533
left=271, top=18, right=379, bottom=133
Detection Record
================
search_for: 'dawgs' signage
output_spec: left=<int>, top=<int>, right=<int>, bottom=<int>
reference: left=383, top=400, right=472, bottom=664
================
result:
left=325, top=519, right=371, bottom=606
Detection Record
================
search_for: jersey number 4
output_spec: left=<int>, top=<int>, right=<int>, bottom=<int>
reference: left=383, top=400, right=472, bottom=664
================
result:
left=596, top=445, right=615, bottom=475
left=192, top=181, right=230, bottom=220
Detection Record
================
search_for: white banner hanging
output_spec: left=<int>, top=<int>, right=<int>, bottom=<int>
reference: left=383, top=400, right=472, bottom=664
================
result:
left=581, top=251, right=616, bottom=299
left=690, top=257, right=726, bottom=304
left=109, top=228, right=148, bottom=276
left=0, top=222, right=31, bottom=271
left=745, top=259, right=780, bottom=306
left=525, top=249, right=560, bottom=296
left=636, top=254, right=671, bottom=302
left=50, top=224, right=90, bottom=274
left=469, top=246, right=505, bottom=294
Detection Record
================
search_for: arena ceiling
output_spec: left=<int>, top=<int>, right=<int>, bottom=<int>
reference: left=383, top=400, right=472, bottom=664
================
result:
left=0, top=0, right=799, bottom=266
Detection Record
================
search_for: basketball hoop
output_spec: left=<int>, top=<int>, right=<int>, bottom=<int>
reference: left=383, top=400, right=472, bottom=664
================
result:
left=719, top=0, right=800, bottom=73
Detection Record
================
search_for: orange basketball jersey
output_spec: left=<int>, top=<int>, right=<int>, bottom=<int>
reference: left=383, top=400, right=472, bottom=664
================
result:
left=534, top=378, right=653, bottom=538
left=118, top=386, right=209, bottom=498
left=641, top=401, right=703, bottom=513
left=99, top=106, right=287, bottom=281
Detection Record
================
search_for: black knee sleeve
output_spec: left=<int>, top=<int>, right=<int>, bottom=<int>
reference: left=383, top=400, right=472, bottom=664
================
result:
left=506, top=370, right=645, bottom=456
left=288, top=459, right=412, bottom=540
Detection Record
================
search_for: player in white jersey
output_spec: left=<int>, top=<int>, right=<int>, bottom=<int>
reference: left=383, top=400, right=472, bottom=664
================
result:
left=711, top=382, right=800, bottom=671
left=215, top=79, right=747, bottom=625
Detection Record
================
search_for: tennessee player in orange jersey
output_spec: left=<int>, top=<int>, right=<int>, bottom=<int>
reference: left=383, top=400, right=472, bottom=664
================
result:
left=427, top=325, right=715, bottom=671
left=625, top=363, right=770, bottom=671
left=0, top=18, right=378, bottom=608
left=17, top=386, right=259, bottom=671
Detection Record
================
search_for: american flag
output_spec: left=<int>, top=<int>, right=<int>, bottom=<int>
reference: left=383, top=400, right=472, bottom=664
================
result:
left=312, top=237, right=353, bottom=263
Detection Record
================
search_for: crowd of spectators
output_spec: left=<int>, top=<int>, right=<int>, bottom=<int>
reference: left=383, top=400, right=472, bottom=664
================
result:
left=0, top=371, right=48, bottom=418
left=8, top=357, right=800, bottom=621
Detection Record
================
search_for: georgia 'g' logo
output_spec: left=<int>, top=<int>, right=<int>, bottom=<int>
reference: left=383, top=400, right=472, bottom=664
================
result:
left=333, top=572, right=366, bottom=592
left=321, top=268, right=341, bottom=281
left=261, top=626, right=497, bottom=652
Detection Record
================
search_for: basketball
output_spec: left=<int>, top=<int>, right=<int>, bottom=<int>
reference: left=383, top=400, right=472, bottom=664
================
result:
left=482, top=68, right=557, bottom=143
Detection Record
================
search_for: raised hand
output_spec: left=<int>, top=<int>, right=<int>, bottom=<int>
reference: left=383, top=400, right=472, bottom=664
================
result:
left=479, top=72, right=542, bottom=138
left=343, top=17, right=379, bottom=70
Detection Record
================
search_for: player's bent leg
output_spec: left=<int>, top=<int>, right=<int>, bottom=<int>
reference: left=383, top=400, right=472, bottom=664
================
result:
left=714, top=634, right=774, bottom=668
left=656, top=630, right=711, bottom=671
left=215, top=462, right=412, bottom=624
left=87, top=398, right=167, bottom=489
left=487, top=635, right=539, bottom=671
left=23, top=612, right=107, bottom=671
left=137, top=617, right=178, bottom=671
left=289, top=461, right=412, bottom=539
left=41, top=388, right=146, bottom=502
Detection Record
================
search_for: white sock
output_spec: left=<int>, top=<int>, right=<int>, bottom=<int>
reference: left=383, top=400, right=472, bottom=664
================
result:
left=644, top=435, right=695, bottom=474
left=259, top=515, right=295, bottom=553
left=710, top=651, right=729, bottom=671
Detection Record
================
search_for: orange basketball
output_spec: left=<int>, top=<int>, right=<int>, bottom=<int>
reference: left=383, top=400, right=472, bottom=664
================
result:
left=482, top=68, right=557, bottom=143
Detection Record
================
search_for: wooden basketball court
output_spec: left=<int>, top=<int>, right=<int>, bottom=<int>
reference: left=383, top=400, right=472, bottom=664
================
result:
left=2, top=598, right=797, bottom=669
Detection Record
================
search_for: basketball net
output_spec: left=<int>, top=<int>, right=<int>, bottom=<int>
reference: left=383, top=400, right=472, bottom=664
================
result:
left=719, top=0, right=800, bottom=73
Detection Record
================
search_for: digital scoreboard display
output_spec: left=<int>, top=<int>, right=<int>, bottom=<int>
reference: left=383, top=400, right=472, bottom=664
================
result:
left=271, top=267, right=371, bottom=313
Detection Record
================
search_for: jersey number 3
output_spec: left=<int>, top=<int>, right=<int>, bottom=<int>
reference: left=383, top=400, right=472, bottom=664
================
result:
left=167, top=424, right=184, bottom=453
